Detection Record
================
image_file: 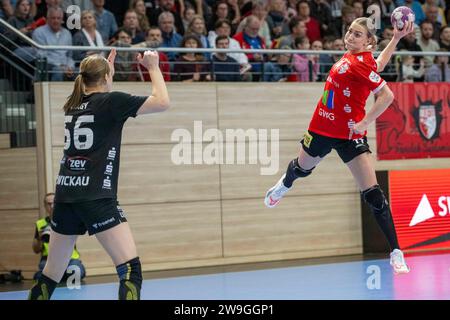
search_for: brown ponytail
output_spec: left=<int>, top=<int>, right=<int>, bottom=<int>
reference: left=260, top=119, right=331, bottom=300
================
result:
left=63, top=54, right=110, bottom=112
left=63, top=75, right=84, bottom=112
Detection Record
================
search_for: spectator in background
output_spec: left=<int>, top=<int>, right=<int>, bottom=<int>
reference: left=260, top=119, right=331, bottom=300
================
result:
left=208, top=19, right=250, bottom=73
left=129, top=0, right=150, bottom=33
left=122, top=9, right=145, bottom=44
left=266, top=0, right=290, bottom=40
left=293, top=36, right=319, bottom=82
left=72, top=10, right=105, bottom=64
left=6, top=0, right=34, bottom=46
left=439, top=26, right=450, bottom=51
left=398, top=53, right=425, bottom=82
left=61, top=0, right=93, bottom=12
left=35, top=0, right=63, bottom=21
left=92, top=0, right=117, bottom=44
left=226, top=0, right=241, bottom=28
left=352, top=0, right=364, bottom=18
left=273, top=17, right=307, bottom=49
left=381, top=26, right=394, bottom=41
left=425, top=49, right=450, bottom=82
left=32, top=6, right=75, bottom=81
left=417, top=20, right=440, bottom=67
left=208, top=1, right=232, bottom=33
left=320, top=37, right=344, bottom=75
left=296, top=0, right=321, bottom=43
left=159, top=11, right=183, bottom=61
left=423, top=5, right=443, bottom=41
left=340, top=5, right=356, bottom=38
left=33, top=193, right=86, bottom=282
left=150, top=0, right=185, bottom=35
left=182, top=4, right=196, bottom=31
left=310, top=39, right=323, bottom=80
left=212, top=35, right=241, bottom=81
left=237, top=0, right=272, bottom=48
left=397, top=28, right=423, bottom=67
left=263, top=46, right=295, bottom=82
left=233, top=15, right=266, bottom=81
left=376, top=0, right=396, bottom=29
left=109, top=28, right=138, bottom=81
left=1, top=0, right=15, bottom=19
left=186, top=14, right=210, bottom=59
left=396, top=0, right=425, bottom=26
left=134, top=26, right=171, bottom=81
left=310, top=0, right=336, bottom=38
left=327, top=0, right=345, bottom=37
left=103, top=0, right=129, bottom=28
left=173, top=34, right=211, bottom=81
left=422, top=0, right=446, bottom=27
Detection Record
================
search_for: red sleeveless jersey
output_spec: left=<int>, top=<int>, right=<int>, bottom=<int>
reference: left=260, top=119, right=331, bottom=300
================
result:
left=308, top=51, right=386, bottom=140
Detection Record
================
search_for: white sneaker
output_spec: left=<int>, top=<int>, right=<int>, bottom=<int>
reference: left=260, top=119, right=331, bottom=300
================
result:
left=264, top=174, right=291, bottom=208
left=390, top=249, right=410, bottom=274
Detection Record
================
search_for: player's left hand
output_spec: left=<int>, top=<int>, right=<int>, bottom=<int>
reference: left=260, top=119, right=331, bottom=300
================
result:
left=393, top=20, right=414, bottom=40
left=353, top=119, right=369, bottom=135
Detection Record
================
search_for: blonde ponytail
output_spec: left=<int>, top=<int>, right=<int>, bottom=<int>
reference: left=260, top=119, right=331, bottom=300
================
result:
left=63, top=74, right=85, bottom=112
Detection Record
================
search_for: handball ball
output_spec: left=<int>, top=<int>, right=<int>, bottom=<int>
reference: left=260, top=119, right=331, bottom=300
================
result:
left=391, top=6, right=415, bottom=30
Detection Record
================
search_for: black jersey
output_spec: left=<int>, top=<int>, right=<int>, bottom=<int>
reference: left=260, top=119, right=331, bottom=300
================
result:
left=54, top=91, right=147, bottom=203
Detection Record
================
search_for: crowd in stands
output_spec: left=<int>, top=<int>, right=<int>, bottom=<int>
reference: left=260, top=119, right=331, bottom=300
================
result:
left=1, top=0, right=449, bottom=82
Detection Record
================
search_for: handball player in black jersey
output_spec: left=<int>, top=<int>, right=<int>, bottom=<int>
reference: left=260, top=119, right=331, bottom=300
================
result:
left=29, top=49, right=169, bottom=300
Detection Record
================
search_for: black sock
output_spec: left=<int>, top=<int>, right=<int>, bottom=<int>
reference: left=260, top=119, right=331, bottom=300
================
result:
left=28, top=273, right=58, bottom=300
left=116, top=257, right=142, bottom=300
left=373, top=206, right=400, bottom=251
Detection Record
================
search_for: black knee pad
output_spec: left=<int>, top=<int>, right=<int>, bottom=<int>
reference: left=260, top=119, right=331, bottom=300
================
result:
left=291, top=158, right=314, bottom=178
left=362, top=185, right=388, bottom=213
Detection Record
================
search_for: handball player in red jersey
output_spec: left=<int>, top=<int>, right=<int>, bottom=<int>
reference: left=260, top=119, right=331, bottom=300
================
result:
left=265, top=17, right=414, bottom=274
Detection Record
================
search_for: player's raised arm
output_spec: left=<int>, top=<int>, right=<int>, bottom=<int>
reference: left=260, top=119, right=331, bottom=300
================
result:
left=136, top=50, right=170, bottom=115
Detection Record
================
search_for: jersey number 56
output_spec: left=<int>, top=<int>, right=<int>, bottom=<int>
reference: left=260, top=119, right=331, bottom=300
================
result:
left=64, top=115, right=94, bottom=150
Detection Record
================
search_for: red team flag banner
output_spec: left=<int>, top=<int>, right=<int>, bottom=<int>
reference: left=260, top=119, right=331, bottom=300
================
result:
left=376, top=83, right=450, bottom=160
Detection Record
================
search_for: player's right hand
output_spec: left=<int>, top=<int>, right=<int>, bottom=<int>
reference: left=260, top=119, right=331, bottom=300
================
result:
left=137, top=50, right=159, bottom=71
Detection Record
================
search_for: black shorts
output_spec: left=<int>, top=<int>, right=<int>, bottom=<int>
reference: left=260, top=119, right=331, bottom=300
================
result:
left=301, top=130, right=371, bottom=163
left=51, top=198, right=127, bottom=236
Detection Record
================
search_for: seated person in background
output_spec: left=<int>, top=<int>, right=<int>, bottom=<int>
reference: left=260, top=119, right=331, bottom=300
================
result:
left=133, top=26, right=171, bottom=81
left=292, top=36, right=319, bottom=82
left=425, top=49, right=450, bottom=82
left=263, top=46, right=295, bottom=82
left=212, top=35, right=241, bottom=82
left=33, top=193, right=86, bottom=282
left=159, top=11, right=183, bottom=61
left=397, top=54, right=425, bottom=83
left=109, top=28, right=138, bottom=81
left=186, top=14, right=211, bottom=60
left=32, top=6, right=75, bottom=81
left=122, top=9, right=145, bottom=44
left=6, top=0, right=39, bottom=63
left=72, top=10, right=105, bottom=64
left=173, top=34, right=211, bottom=82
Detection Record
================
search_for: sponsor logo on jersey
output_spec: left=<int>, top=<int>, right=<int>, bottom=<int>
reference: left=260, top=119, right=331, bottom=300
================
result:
left=319, top=108, right=335, bottom=120
left=102, top=176, right=112, bottom=190
left=105, top=162, right=113, bottom=175
left=343, top=87, right=351, bottom=97
left=326, top=76, right=340, bottom=88
left=369, top=71, right=381, bottom=83
left=107, top=148, right=117, bottom=161
left=357, top=55, right=363, bottom=62
left=56, top=175, right=90, bottom=187
left=344, top=104, right=352, bottom=113
left=322, top=90, right=335, bottom=110
left=65, top=156, right=90, bottom=172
